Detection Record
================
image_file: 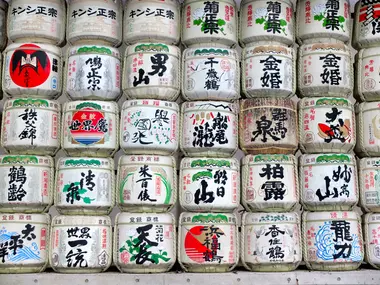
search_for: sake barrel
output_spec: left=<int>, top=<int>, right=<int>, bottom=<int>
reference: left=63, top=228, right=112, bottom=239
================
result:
left=181, top=0, right=238, bottom=47
left=8, top=0, right=65, bottom=45
left=242, top=43, right=295, bottom=98
left=66, top=0, right=122, bottom=46
left=117, top=155, right=177, bottom=213
left=62, top=101, right=119, bottom=157
left=65, top=45, right=121, bottom=101
left=50, top=215, right=112, bottom=273
left=180, top=157, right=239, bottom=212
left=363, top=213, right=380, bottom=269
left=359, top=157, right=380, bottom=213
left=55, top=157, right=115, bottom=215
left=1, top=98, right=61, bottom=156
left=124, top=0, right=180, bottom=45
left=299, top=97, right=356, bottom=153
left=298, top=40, right=353, bottom=97
left=178, top=212, right=239, bottom=272
left=356, top=102, right=380, bottom=157
left=239, top=0, right=295, bottom=47
left=300, top=154, right=358, bottom=211
left=3, top=43, right=62, bottom=99
left=240, top=98, right=298, bottom=154
left=302, top=211, right=364, bottom=271
left=0, top=155, right=53, bottom=213
left=123, top=43, right=180, bottom=101
left=115, top=213, right=176, bottom=273
left=0, top=1, right=7, bottom=51
left=353, top=0, right=380, bottom=49
left=356, top=48, right=380, bottom=102
left=296, top=0, right=351, bottom=44
left=0, top=213, right=50, bottom=273
left=120, top=100, right=179, bottom=155
left=180, top=101, right=238, bottom=157
left=241, top=212, right=301, bottom=272
left=241, top=154, right=299, bottom=212
left=182, top=46, right=240, bottom=101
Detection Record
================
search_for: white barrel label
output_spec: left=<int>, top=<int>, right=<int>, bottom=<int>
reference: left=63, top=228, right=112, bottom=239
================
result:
left=360, top=158, right=380, bottom=209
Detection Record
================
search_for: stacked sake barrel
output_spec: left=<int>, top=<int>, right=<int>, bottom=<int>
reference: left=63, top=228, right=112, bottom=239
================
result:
left=0, top=0, right=65, bottom=273
left=238, top=0, right=301, bottom=272
left=113, top=0, right=180, bottom=274
left=178, top=0, right=240, bottom=273
left=353, top=0, right=380, bottom=270
left=48, top=0, right=123, bottom=273
left=297, top=0, right=364, bottom=271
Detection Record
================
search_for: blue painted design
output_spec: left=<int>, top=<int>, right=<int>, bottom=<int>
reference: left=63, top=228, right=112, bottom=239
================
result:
left=0, top=229, right=41, bottom=263
left=315, top=221, right=362, bottom=262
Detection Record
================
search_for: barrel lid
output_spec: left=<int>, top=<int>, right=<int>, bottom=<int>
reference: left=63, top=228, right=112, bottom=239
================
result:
left=116, top=212, right=174, bottom=224
left=57, top=157, right=113, bottom=169
left=181, top=101, right=238, bottom=113
left=122, top=99, right=179, bottom=112
left=124, top=0, right=180, bottom=7
left=304, top=211, right=359, bottom=221
left=126, top=42, right=180, bottom=55
left=52, top=215, right=111, bottom=226
left=64, top=101, right=119, bottom=114
left=67, top=0, right=121, bottom=6
left=5, top=42, right=62, bottom=57
left=364, top=213, right=380, bottom=224
left=4, top=98, right=61, bottom=111
left=300, top=153, right=355, bottom=166
left=242, top=154, right=296, bottom=166
left=180, top=212, right=237, bottom=224
left=299, top=97, right=353, bottom=109
left=241, top=0, right=293, bottom=6
left=355, top=101, right=380, bottom=113
left=181, top=157, right=239, bottom=170
left=184, top=0, right=236, bottom=5
left=0, top=155, right=53, bottom=167
left=243, top=212, right=299, bottom=225
left=358, top=47, right=380, bottom=58
left=68, top=45, right=121, bottom=59
left=1, top=213, right=50, bottom=224
left=119, top=155, right=174, bottom=166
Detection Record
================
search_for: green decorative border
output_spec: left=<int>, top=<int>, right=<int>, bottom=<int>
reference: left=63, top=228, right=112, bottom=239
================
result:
left=254, top=154, right=290, bottom=162
left=194, top=48, right=229, bottom=56
left=2, top=156, right=38, bottom=164
left=77, top=46, right=112, bottom=55
left=134, top=43, right=169, bottom=53
left=315, top=98, right=350, bottom=106
left=191, top=214, right=228, bottom=223
left=12, top=98, right=49, bottom=107
left=316, top=154, right=351, bottom=163
left=64, top=159, right=101, bottom=167
left=190, top=159, right=231, bottom=168
left=76, top=102, right=102, bottom=110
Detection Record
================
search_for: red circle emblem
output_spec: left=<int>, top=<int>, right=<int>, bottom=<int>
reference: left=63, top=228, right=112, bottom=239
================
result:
left=10, top=43, right=51, bottom=88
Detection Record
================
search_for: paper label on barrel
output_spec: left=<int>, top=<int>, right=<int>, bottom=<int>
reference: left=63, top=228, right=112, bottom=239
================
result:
left=366, top=217, right=380, bottom=264
left=0, top=156, right=51, bottom=206
left=245, top=159, right=296, bottom=206
left=68, top=4, right=121, bottom=41
left=305, top=213, right=363, bottom=263
left=118, top=222, right=174, bottom=267
left=126, top=44, right=179, bottom=91
left=180, top=215, right=236, bottom=265
left=125, top=2, right=179, bottom=41
left=57, top=160, right=112, bottom=208
left=300, top=49, right=351, bottom=90
left=0, top=215, right=48, bottom=265
left=244, top=51, right=293, bottom=93
left=182, top=102, right=237, bottom=153
left=64, top=102, right=116, bottom=149
left=181, top=159, right=238, bottom=210
left=121, top=102, right=178, bottom=152
left=241, top=0, right=294, bottom=43
left=299, top=0, right=350, bottom=38
left=361, top=159, right=380, bottom=207
left=302, top=98, right=353, bottom=146
left=4, top=44, right=60, bottom=93
left=244, top=215, right=300, bottom=264
left=302, top=155, right=357, bottom=205
left=361, top=107, right=380, bottom=147
left=67, top=48, right=121, bottom=100
left=184, top=49, right=238, bottom=100
left=2, top=101, right=59, bottom=149
left=356, top=0, right=380, bottom=44
left=9, top=2, right=63, bottom=41
left=360, top=55, right=380, bottom=93
left=183, top=1, right=237, bottom=43
left=119, top=158, right=174, bottom=206
left=51, top=224, right=111, bottom=269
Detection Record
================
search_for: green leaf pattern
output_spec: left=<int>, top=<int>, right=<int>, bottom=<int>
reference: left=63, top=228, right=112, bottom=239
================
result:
left=193, top=13, right=227, bottom=35
left=62, top=181, right=96, bottom=204
left=314, top=10, right=346, bottom=32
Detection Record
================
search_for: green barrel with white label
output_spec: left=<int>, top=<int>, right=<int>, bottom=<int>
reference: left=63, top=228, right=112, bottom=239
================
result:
left=114, top=212, right=176, bottom=273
